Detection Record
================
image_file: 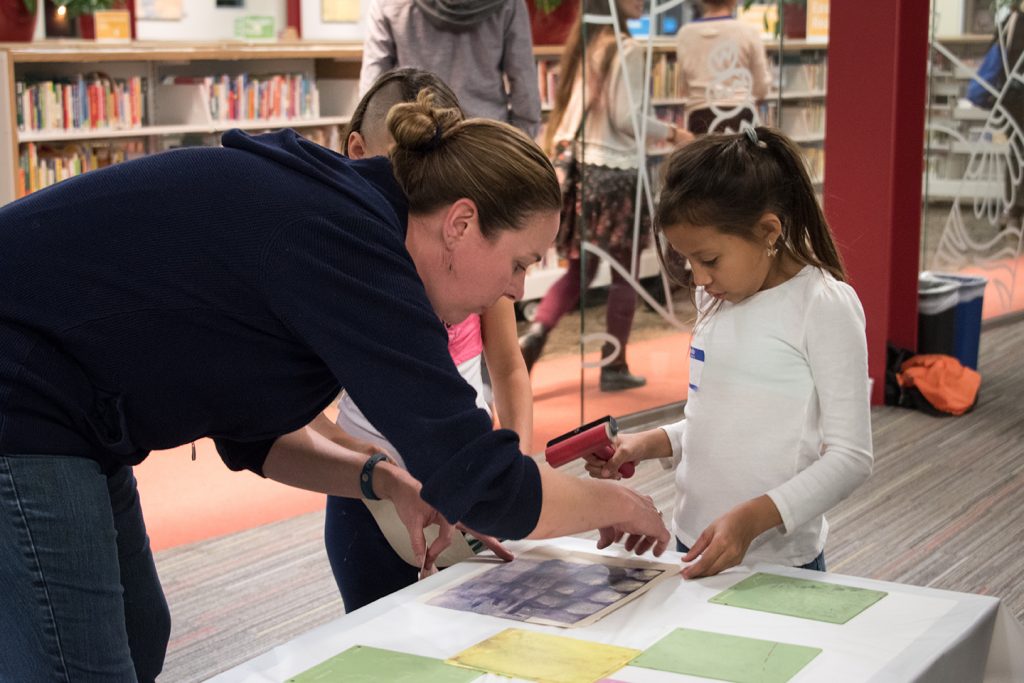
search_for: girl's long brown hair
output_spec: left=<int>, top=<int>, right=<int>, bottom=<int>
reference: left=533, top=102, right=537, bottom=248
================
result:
left=542, top=0, right=632, bottom=156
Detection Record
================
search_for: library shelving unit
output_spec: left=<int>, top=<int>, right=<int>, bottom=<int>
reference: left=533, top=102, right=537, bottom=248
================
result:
left=925, top=34, right=1001, bottom=201
left=0, top=41, right=368, bottom=205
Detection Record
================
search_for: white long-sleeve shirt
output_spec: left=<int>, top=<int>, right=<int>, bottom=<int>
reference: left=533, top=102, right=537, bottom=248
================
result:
left=663, top=266, right=873, bottom=566
left=553, top=36, right=672, bottom=170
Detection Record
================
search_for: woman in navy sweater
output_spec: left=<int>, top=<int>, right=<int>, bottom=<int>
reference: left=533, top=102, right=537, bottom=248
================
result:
left=0, top=92, right=668, bottom=681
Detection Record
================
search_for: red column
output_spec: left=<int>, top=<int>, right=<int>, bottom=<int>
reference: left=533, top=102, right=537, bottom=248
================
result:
left=823, top=0, right=930, bottom=404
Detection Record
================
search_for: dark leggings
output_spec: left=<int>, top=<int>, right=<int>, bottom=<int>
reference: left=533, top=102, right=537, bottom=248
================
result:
left=533, top=253, right=638, bottom=352
left=324, top=495, right=418, bottom=613
left=676, top=537, right=827, bottom=572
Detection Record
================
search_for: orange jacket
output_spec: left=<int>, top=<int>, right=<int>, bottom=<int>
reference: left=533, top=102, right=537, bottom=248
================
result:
left=897, top=355, right=981, bottom=416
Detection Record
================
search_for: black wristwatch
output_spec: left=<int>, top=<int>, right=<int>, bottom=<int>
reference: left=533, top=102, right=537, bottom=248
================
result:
left=360, top=452, right=390, bottom=501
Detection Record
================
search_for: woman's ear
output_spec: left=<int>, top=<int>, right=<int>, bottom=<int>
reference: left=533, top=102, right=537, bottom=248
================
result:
left=442, top=198, right=480, bottom=249
left=347, top=131, right=367, bottom=160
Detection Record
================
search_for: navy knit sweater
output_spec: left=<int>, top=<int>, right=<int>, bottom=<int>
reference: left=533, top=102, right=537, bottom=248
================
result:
left=0, top=129, right=541, bottom=539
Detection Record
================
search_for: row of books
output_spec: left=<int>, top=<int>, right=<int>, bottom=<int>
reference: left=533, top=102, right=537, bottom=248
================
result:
left=651, top=53, right=683, bottom=100
left=761, top=101, right=826, bottom=137
left=16, top=75, right=148, bottom=133
left=537, top=59, right=561, bottom=111
left=161, top=73, right=321, bottom=123
left=776, top=56, right=829, bottom=93
left=538, top=54, right=825, bottom=110
left=17, top=140, right=146, bottom=198
left=16, top=123, right=346, bottom=198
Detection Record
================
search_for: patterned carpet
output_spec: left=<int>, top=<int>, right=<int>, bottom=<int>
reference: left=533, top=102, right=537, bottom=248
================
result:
left=155, top=316, right=1024, bottom=681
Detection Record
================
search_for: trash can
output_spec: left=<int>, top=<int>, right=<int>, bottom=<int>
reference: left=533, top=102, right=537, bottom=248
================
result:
left=917, top=274, right=959, bottom=358
left=922, top=272, right=987, bottom=369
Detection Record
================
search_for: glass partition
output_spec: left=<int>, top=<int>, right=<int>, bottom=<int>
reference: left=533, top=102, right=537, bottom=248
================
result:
left=925, top=0, right=1024, bottom=321
left=521, top=0, right=830, bottom=447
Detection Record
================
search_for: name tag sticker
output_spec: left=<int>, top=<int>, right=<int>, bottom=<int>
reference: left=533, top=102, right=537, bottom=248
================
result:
left=689, top=346, right=705, bottom=391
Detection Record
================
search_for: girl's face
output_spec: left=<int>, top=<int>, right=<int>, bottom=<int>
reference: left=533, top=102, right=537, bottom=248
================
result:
left=618, top=0, right=645, bottom=21
left=662, top=219, right=780, bottom=304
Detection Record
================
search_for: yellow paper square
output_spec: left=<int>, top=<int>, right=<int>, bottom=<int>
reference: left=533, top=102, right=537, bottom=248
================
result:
left=449, top=628, right=640, bottom=683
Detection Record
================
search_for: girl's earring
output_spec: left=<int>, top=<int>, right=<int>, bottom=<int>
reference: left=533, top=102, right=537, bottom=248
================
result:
left=767, top=241, right=778, bottom=258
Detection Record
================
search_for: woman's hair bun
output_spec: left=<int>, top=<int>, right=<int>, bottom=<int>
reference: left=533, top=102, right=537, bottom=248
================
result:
left=387, top=89, right=462, bottom=153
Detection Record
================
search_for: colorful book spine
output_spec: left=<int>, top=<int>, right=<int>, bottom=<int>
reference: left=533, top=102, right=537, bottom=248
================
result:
left=14, top=75, right=148, bottom=133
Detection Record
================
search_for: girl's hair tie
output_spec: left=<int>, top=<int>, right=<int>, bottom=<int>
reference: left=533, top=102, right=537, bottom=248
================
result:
left=742, top=122, right=768, bottom=149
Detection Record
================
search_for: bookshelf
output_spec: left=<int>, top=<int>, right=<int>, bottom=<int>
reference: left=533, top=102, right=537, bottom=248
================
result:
left=0, top=41, right=366, bottom=204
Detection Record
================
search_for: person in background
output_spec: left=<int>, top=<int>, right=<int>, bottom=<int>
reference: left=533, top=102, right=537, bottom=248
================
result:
left=675, top=0, right=772, bottom=135
left=359, top=0, right=541, bottom=137
left=518, top=0, right=692, bottom=391
left=586, top=127, right=873, bottom=579
left=322, top=68, right=536, bottom=611
left=0, top=89, right=669, bottom=680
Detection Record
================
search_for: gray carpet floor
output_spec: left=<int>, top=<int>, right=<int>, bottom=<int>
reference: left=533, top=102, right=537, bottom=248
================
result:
left=155, top=316, right=1024, bottom=682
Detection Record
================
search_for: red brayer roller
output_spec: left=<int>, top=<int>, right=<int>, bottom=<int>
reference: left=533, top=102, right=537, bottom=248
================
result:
left=544, top=415, right=634, bottom=479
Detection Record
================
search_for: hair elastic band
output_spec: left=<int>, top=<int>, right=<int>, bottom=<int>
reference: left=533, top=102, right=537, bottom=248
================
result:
left=742, top=122, right=767, bottom=149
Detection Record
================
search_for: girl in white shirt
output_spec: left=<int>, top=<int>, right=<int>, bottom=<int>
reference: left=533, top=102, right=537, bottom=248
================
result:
left=588, top=126, right=873, bottom=579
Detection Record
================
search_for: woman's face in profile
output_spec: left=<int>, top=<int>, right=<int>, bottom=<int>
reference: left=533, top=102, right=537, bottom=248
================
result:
left=441, top=210, right=560, bottom=325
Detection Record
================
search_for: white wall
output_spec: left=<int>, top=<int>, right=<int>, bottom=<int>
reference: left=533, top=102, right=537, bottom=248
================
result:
left=300, top=0, right=370, bottom=40
left=136, top=0, right=288, bottom=41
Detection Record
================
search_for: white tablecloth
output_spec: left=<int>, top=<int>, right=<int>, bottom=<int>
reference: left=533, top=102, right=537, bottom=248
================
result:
left=209, top=537, right=1024, bottom=683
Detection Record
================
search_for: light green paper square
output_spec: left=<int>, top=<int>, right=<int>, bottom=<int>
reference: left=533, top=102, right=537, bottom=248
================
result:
left=285, top=645, right=481, bottom=683
left=709, top=572, right=887, bottom=624
left=631, top=628, right=821, bottom=683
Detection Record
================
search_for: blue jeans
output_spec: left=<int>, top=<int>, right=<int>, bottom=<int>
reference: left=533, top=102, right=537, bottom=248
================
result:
left=0, top=455, right=170, bottom=682
left=676, top=538, right=827, bottom=572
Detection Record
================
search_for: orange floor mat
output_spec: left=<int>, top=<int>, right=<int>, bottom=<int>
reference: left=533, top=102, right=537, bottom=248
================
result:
left=136, top=331, right=691, bottom=551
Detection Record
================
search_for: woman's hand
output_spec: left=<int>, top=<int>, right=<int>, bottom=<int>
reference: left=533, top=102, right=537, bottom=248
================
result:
left=583, top=429, right=671, bottom=480
left=456, top=523, right=515, bottom=562
left=595, top=485, right=670, bottom=556
left=681, top=495, right=783, bottom=579
left=669, top=125, right=695, bottom=148
left=375, top=464, right=454, bottom=577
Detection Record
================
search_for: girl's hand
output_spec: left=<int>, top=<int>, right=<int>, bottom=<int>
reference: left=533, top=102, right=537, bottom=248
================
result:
left=583, top=429, right=671, bottom=480
left=681, top=495, right=783, bottom=579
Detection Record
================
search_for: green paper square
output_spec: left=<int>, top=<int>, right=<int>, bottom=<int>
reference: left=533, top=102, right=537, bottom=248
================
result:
left=285, top=645, right=481, bottom=683
left=631, top=628, right=821, bottom=683
left=709, top=573, right=887, bottom=624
